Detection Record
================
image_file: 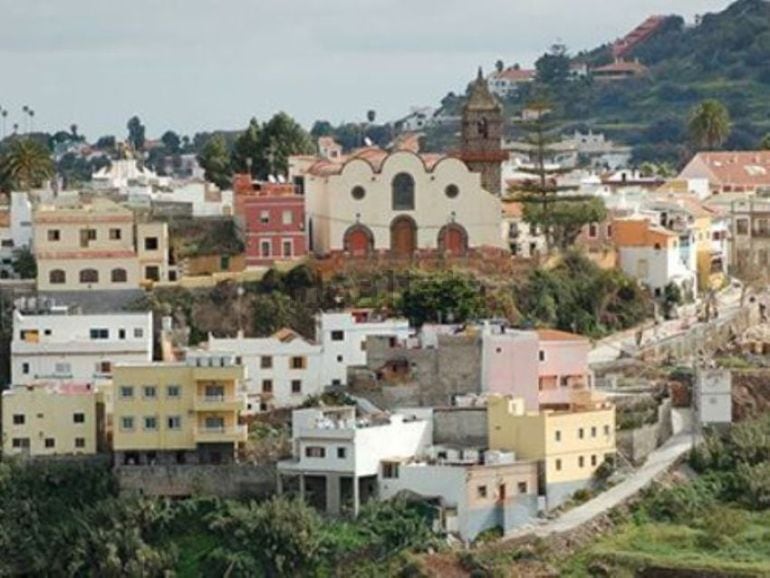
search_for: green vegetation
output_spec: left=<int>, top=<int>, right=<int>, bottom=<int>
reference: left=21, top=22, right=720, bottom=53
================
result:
left=0, top=459, right=436, bottom=577
left=688, top=99, right=732, bottom=150
left=0, top=137, right=55, bottom=192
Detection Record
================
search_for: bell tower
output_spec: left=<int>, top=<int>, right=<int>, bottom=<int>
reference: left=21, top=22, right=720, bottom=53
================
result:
left=459, top=68, right=506, bottom=196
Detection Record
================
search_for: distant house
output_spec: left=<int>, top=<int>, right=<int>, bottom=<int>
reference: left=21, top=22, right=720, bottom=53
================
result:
left=679, top=151, right=770, bottom=195
left=395, top=107, right=436, bottom=132
left=487, top=67, right=536, bottom=98
left=592, top=59, right=649, bottom=81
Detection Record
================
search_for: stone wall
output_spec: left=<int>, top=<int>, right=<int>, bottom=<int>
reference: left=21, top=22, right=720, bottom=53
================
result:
left=616, top=399, right=673, bottom=466
left=116, top=464, right=276, bottom=499
left=433, top=408, right=488, bottom=447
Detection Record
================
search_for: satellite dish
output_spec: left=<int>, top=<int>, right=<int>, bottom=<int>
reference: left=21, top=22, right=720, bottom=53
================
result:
left=277, top=175, right=286, bottom=184
left=364, top=137, right=373, bottom=147
left=268, top=175, right=277, bottom=183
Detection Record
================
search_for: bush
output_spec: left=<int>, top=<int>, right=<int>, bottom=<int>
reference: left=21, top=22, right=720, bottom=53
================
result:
left=697, top=506, right=748, bottom=548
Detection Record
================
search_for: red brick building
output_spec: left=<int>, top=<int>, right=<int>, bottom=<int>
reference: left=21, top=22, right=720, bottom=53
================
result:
left=233, top=174, right=307, bottom=267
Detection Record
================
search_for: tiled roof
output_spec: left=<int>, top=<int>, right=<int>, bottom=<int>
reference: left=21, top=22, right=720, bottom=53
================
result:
left=536, top=329, right=588, bottom=342
left=493, top=68, right=536, bottom=82
left=593, top=60, right=648, bottom=74
left=501, top=202, right=523, bottom=218
left=687, top=151, right=770, bottom=187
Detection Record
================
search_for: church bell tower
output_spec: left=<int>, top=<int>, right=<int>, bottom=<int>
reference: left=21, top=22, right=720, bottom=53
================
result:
left=459, top=68, right=506, bottom=196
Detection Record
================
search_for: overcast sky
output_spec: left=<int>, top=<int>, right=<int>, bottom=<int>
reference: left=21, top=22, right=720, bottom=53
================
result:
left=0, top=0, right=729, bottom=139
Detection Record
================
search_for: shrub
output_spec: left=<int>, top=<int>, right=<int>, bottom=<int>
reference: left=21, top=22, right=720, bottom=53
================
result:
left=697, top=506, right=748, bottom=548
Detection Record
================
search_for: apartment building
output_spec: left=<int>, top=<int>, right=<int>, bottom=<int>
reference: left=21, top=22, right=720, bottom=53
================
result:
left=278, top=406, right=432, bottom=515
left=33, top=196, right=169, bottom=291
left=11, top=303, right=153, bottom=386
left=487, top=395, right=616, bottom=508
left=112, top=351, right=247, bottom=465
left=2, top=383, right=99, bottom=457
left=208, top=328, right=323, bottom=412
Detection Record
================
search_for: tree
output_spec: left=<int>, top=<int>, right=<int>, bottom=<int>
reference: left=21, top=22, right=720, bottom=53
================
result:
left=95, top=135, right=117, bottom=152
left=398, top=273, right=486, bottom=326
left=522, top=197, right=607, bottom=250
left=197, top=134, right=232, bottom=189
left=231, top=118, right=265, bottom=178
left=366, top=109, right=377, bottom=124
left=760, top=133, right=770, bottom=150
left=161, top=130, right=181, bottom=154
left=310, top=120, right=333, bottom=138
left=495, top=59, right=505, bottom=73
left=11, top=247, right=37, bottom=279
left=535, top=44, right=570, bottom=87
left=0, top=138, right=54, bottom=191
left=127, top=116, right=146, bottom=151
left=688, top=99, right=731, bottom=150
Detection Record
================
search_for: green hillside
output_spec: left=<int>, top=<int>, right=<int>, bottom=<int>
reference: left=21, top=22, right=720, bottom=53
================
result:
left=428, top=0, right=770, bottom=166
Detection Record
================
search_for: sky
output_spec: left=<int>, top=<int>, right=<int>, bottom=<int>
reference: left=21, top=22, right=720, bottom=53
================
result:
left=0, top=0, right=730, bottom=140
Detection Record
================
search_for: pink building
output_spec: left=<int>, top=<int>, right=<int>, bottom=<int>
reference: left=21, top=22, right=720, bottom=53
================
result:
left=482, top=327, right=595, bottom=411
left=234, top=174, right=307, bottom=267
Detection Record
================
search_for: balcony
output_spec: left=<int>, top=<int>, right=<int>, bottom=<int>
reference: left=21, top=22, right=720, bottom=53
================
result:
left=193, top=394, right=246, bottom=412
left=194, top=424, right=247, bottom=444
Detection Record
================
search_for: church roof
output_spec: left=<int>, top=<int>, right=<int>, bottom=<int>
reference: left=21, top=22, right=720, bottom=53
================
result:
left=464, top=68, right=502, bottom=113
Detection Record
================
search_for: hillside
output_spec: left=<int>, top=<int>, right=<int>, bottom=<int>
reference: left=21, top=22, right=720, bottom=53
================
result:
left=426, top=0, right=770, bottom=166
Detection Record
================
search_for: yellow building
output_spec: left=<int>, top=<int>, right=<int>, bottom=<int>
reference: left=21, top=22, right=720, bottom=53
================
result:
left=112, top=351, right=247, bottom=465
left=487, top=395, right=615, bottom=508
left=2, top=383, right=100, bottom=457
left=33, top=196, right=169, bottom=291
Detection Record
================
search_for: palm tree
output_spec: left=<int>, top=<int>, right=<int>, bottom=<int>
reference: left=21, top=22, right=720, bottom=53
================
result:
left=689, top=99, right=731, bottom=151
left=0, top=138, right=54, bottom=191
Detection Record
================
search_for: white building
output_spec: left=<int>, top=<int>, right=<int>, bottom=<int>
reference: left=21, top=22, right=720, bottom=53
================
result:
left=92, top=159, right=170, bottom=190
left=11, top=302, right=153, bottom=386
left=208, top=328, right=323, bottom=413
left=317, top=310, right=410, bottom=387
left=396, top=107, right=436, bottom=132
left=696, top=369, right=732, bottom=425
left=128, top=180, right=234, bottom=218
left=378, top=447, right=539, bottom=542
left=278, top=405, right=432, bottom=515
left=0, top=192, right=33, bottom=278
left=487, top=68, right=536, bottom=98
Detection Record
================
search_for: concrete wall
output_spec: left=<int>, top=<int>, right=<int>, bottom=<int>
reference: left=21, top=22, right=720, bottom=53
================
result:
left=616, top=399, right=673, bottom=466
left=116, top=464, right=276, bottom=498
left=433, top=408, right=488, bottom=447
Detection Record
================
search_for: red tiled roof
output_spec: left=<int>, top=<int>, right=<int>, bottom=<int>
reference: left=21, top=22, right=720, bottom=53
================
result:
left=593, top=60, right=648, bottom=74
left=685, top=151, right=770, bottom=188
left=494, top=68, right=536, bottom=82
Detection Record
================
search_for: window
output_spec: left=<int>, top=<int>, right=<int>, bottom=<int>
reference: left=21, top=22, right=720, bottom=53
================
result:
left=262, top=379, right=273, bottom=393
left=477, top=485, right=488, bottom=499
left=22, top=363, right=29, bottom=375
left=591, top=454, right=598, bottom=467
left=588, top=223, right=598, bottom=238
left=336, top=355, right=343, bottom=363
left=282, top=240, right=292, bottom=258
left=538, top=350, right=546, bottom=362
left=337, top=447, right=346, bottom=459
left=578, top=456, right=585, bottom=468
left=47, top=229, right=60, bottom=242
left=144, top=416, right=158, bottom=430
left=518, top=482, right=528, bottom=494
left=134, top=328, right=144, bottom=338
left=260, top=240, right=271, bottom=257
left=73, top=413, right=85, bottom=424
left=167, top=385, right=180, bottom=398
left=145, top=266, right=160, bottom=282
left=392, top=173, right=415, bottom=211
left=121, top=416, right=135, bottom=431
left=45, top=438, right=55, bottom=448
left=79, top=269, right=99, bottom=284
left=143, top=386, right=157, bottom=399
left=591, top=426, right=597, bottom=438
left=118, top=329, right=126, bottom=339
left=144, top=237, right=159, bottom=251
left=282, top=210, right=293, bottom=225
left=331, top=330, right=344, bottom=341
left=12, top=438, right=30, bottom=449
left=75, top=438, right=85, bottom=448
left=382, top=462, right=400, bottom=479
left=555, top=430, right=561, bottom=442
left=260, top=210, right=270, bottom=224
left=290, top=356, right=306, bottom=370
left=54, top=362, right=71, bottom=375
left=351, top=185, right=366, bottom=200
left=167, top=416, right=182, bottom=430
left=555, top=458, right=562, bottom=471
left=85, top=229, right=97, bottom=241
left=90, top=328, right=109, bottom=340
left=291, top=380, right=302, bottom=394
left=95, top=361, right=112, bottom=375
left=260, top=356, right=273, bottom=369
left=305, top=446, right=325, bottom=458
left=12, top=414, right=24, bottom=425
left=119, top=386, right=134, bottom=399
left=578, top=428, right=584, bottom=439
left=604, top=425, right=611, bottom=436
left=49, top=269, right=66, bottom=284
left=109, top=228, right=122, bottom=240
left=111, top=268, right=127, bottom=283
left=736, top=218, right=749, bottom=235
left=445, top=184, right=459, bottom=199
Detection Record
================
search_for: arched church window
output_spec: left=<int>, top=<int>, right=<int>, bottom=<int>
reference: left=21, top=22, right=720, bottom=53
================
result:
left=392, top=173, right=415, bottom=211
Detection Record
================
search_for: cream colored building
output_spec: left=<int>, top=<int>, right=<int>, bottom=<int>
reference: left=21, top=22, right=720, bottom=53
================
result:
left=2, top=383, right=99, bottom=457
left=290, top=148, right=505, bottom=258
left=487, top=395, right=616, bottom=508
left=112, top=351, right=247, bottom=465
left=33, top=196, right=169, bottom=291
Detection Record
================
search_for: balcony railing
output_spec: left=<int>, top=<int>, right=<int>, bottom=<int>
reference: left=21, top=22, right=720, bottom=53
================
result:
left=193, top=394, right=245, bottom=411
left=194, top=424, right=247, bottom=442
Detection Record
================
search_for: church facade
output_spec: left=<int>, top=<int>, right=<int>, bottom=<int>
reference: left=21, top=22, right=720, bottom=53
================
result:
left=289, top=70, right=508, bottom=259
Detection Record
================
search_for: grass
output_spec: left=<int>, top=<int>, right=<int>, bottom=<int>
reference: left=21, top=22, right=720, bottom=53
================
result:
left=174, top=531, right=219, bottom=578
left=560, top=510, right=770, bottom=577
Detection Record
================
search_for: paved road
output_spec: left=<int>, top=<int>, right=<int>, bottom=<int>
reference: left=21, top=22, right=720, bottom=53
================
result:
left=505, top=432, right=696, bottom=539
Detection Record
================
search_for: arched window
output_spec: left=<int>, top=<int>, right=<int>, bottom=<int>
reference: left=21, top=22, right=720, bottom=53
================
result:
left=79, top=269, right=99, bottom=284
left=49, top=269, right=66, bottom=285
left=392, top=173, right=415, bottom=211
left=111, top=268, right=127, bottom=283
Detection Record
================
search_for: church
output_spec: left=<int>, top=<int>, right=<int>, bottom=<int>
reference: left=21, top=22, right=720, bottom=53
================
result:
left=289, top=70, right=508, bottom=258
